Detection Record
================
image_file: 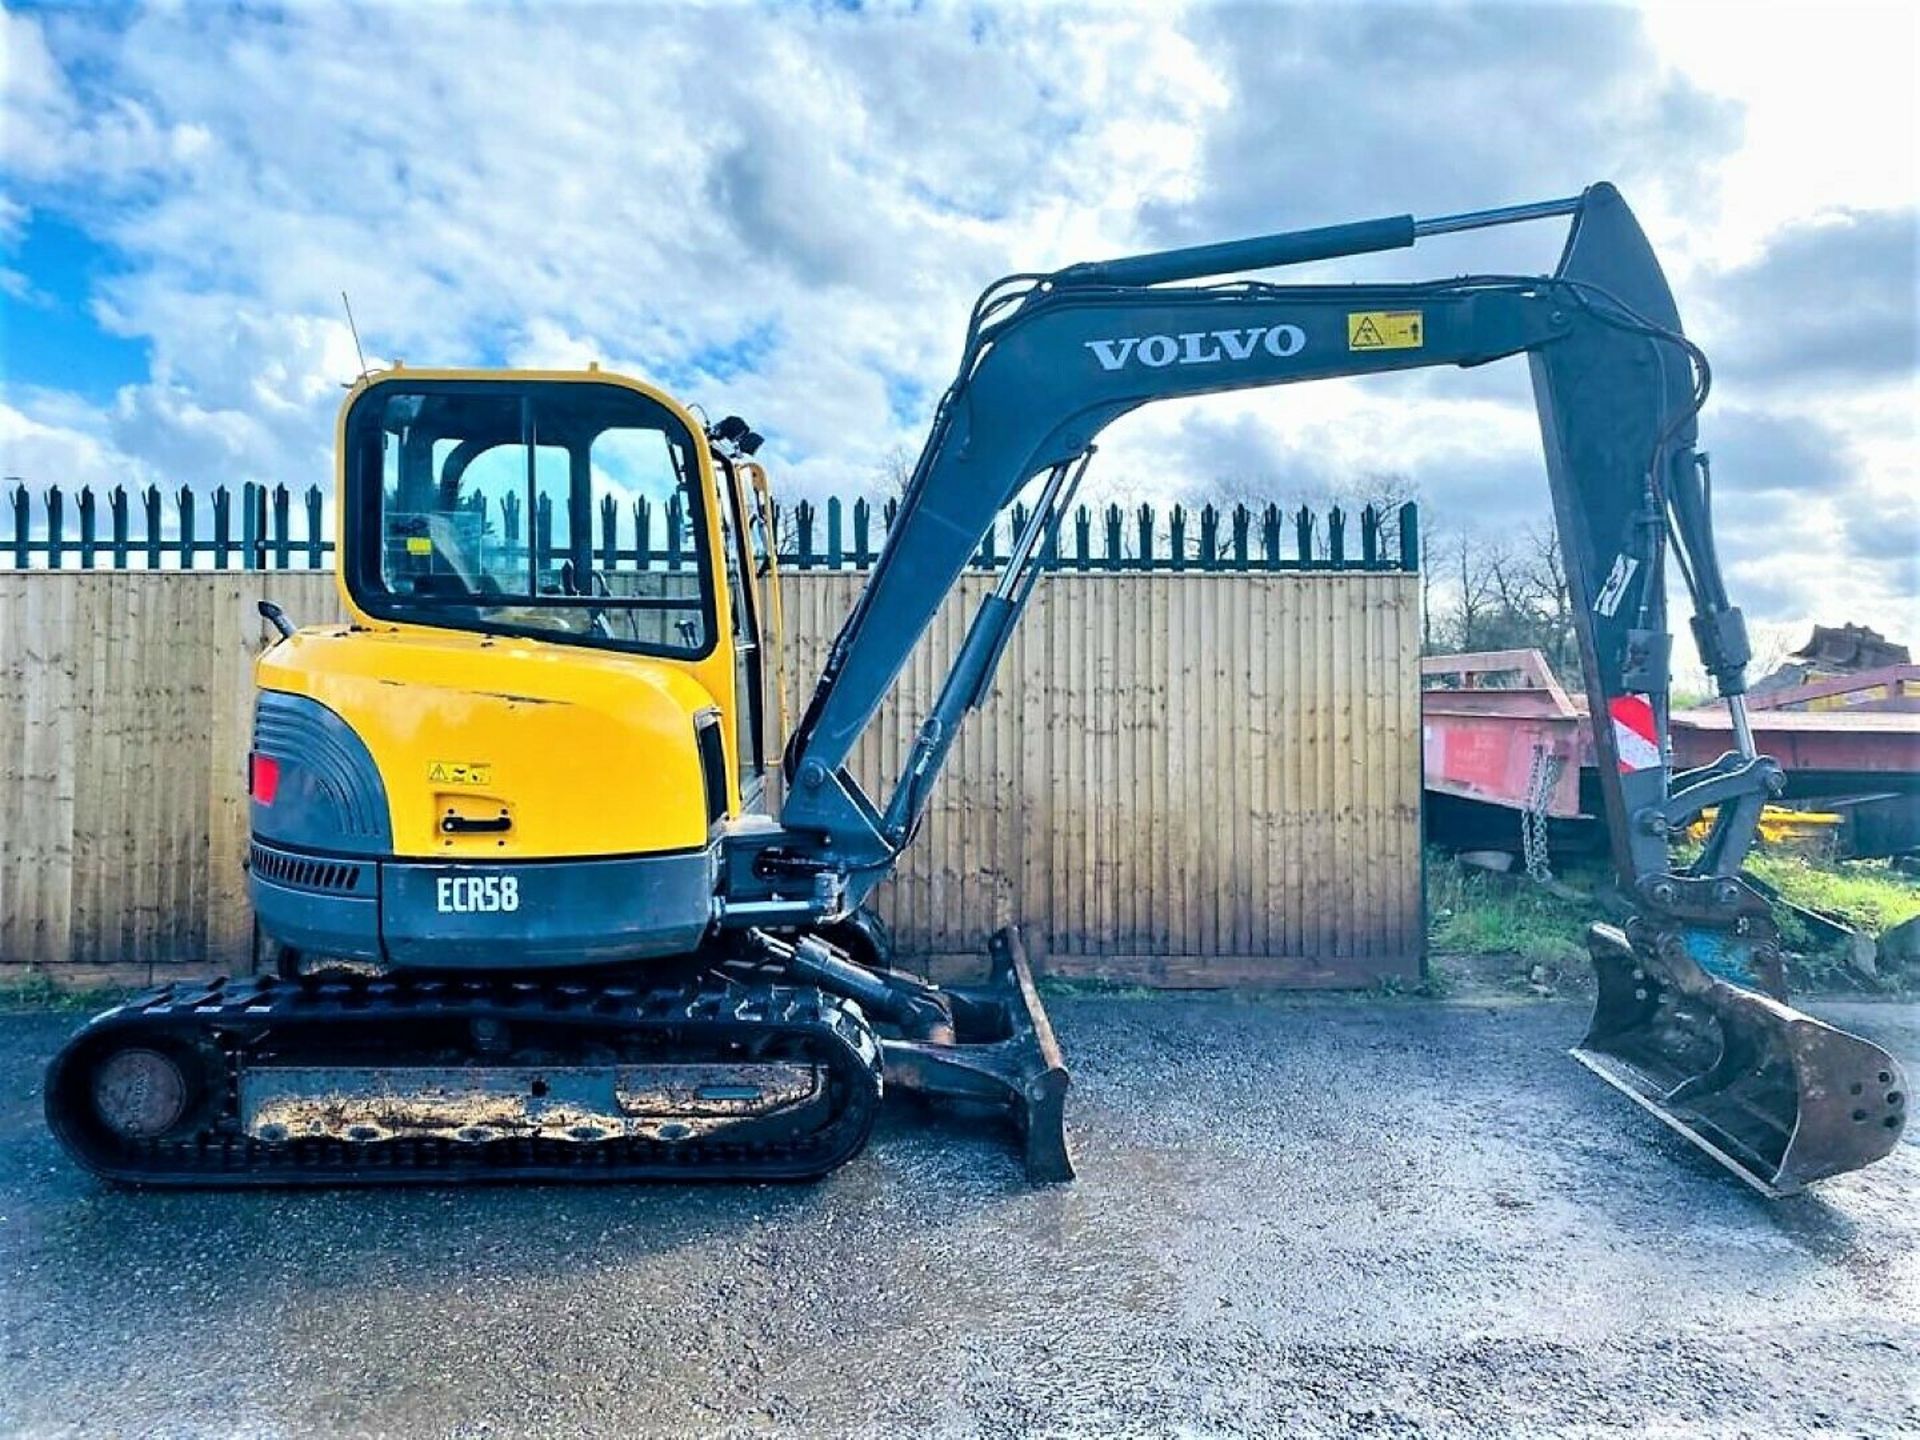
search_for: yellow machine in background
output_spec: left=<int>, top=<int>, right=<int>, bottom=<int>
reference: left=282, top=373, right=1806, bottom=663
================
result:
left=1685, top=806, right=1844, bottom=852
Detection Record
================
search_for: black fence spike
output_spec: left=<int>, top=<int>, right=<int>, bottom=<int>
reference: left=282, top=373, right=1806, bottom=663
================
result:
left=147, top=484, right=166, bottom=569
left=304, top=485, right=325, bottom=568
left=793, top=498, right=815, bottom=569
left=79, top=486, right=97, bottom=569
left=45, top=486, right=63, bottom=571
left=115, top=485, right=133, bottom=570
left=0, top=482, right=1419, bottom=577
left=9, top=484, right=28, bottom=568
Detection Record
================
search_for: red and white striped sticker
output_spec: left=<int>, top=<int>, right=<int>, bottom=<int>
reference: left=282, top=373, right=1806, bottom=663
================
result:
left=1609, top=694, right=1660, bottom=773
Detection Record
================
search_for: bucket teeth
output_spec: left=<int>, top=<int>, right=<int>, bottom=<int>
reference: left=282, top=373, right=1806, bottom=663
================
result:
left=1573, top=924, right=1907, bottom=1195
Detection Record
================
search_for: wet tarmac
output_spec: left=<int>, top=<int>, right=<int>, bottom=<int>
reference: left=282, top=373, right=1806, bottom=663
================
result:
left=1, top=994, right=1914, bottom=1438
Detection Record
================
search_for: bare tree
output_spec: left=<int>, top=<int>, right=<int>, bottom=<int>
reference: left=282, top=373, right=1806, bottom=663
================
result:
left=1446, top=530, right=1498, bottom=652
left=1524, top=523, right=1576, bottom=677
left=873, top=443, right=915, bottom=500
left=1419, top=518, right=1588, bottom=680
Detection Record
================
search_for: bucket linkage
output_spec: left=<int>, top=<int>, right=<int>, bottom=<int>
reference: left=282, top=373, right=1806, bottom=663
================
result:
left=1574, top=921, right=1906, bottom=1195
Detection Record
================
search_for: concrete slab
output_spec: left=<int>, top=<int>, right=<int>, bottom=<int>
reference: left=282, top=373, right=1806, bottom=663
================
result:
left=2, top=996, right=1914, bottom=1437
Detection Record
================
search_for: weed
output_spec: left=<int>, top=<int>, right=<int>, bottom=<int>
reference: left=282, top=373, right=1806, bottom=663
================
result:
left=0, top=973, right=129, bottom=1013
left=1425, top=848, right=1597, bottom=966
left=0, top=972, right=64, bottom=1009
left=1741, top=853, right=1920, bottom=937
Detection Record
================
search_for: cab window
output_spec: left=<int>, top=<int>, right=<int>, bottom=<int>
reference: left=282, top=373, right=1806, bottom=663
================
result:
left=345, top=380, right=716, bottom=659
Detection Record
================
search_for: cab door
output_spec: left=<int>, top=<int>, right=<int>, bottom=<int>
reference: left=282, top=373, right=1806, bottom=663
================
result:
left=740, top=461, right=790, bottom=762
left=716, top=455, right=774, bottom=811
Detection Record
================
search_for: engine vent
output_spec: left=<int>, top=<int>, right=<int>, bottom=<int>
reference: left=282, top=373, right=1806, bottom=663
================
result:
left=694, top=709, right=728, bottom=828
left=250, top=843, right=367, bottom=895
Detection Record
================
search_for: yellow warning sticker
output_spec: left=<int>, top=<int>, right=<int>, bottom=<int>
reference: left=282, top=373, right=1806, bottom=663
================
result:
left=428, top=762, right=492, bottom=786
left=406, top=536, right=433, bottom=556
left=1348, top=310, right=1424, bottom=351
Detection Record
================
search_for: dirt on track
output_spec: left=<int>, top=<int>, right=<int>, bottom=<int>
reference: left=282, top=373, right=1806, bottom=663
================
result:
left=1, top=994, right=1914, bottom=1438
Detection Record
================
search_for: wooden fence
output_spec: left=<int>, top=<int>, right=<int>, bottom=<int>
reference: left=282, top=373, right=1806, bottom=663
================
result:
left=1, top=512, right=1422, bottom=988
left=795, top=570, right=1424, bottom=984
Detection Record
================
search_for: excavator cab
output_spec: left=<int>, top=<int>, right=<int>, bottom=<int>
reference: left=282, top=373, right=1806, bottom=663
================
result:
left=219, top=370, right=776, bottom=974
left=348, top=374, right=780, bottom=800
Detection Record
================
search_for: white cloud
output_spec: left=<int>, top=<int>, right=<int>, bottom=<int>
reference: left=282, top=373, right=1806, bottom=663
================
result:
left=0, top=395, right=153, bottom=492
left=1639, top=1, right=1918, bottom=268
left=0, top=0, right=1913, bottom=648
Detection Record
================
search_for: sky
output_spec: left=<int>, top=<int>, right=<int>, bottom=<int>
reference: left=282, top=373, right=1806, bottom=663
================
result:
left=1, top=0, right=1915, bottom=650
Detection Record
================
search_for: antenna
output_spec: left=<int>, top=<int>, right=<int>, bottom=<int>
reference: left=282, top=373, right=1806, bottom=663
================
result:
left=340, top=291, right=370, bottom=378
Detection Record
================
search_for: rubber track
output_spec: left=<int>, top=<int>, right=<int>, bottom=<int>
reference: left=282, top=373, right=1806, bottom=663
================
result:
left=45, top=974, right=884, bottom=1187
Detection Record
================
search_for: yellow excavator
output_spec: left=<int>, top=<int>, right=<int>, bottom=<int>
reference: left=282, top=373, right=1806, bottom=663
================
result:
left=48, top=184, right=1905, bottom=1193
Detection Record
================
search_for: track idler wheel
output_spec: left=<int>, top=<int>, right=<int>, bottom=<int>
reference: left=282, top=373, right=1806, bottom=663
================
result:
left=47, top=1032, right=218, bottom=1164
left=91, top=1048, right=192, bottom=1139
left=1573, top=923, right=1907, bottom=1194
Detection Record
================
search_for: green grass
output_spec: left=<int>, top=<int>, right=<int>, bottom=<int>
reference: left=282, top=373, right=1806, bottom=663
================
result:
left=0, top=973, right=131, bottom=1013
left=1741, top=853, right=1920, bottom=937
left=1427, top=847, right=1920, bottom=961
left=1425, top=843, right=1920, bottom=997
left=1425, top=849, right=1595, bottom=966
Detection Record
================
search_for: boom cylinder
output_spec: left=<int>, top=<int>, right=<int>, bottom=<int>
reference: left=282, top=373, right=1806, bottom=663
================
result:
left=1413, top=195, right=1583, bottom=237
left=1054, top=216, right=1417, bottom=287
left=1052, top=192, right=1585, bottom=289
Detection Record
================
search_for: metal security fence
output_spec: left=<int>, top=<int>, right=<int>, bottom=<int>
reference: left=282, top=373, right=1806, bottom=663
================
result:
left=4, top=481, right=1418, bottom=575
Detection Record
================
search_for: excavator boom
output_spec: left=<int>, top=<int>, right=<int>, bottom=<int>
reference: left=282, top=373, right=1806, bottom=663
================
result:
left=747, top=182, right=1904, bottom=1192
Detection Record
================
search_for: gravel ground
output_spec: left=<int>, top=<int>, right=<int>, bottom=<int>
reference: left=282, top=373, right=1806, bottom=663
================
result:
left=1, top=994, right=1914, bottom=1438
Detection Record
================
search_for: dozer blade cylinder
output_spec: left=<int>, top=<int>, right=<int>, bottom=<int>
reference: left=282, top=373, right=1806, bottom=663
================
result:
left=1573, top=925, right=1907, bottom=1195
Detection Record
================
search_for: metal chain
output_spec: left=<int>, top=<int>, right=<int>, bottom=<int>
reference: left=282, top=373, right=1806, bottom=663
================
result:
left=1523, top=746, right=1563, bottom=885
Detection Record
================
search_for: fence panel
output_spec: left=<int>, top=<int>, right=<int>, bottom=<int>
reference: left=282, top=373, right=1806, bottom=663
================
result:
left=0, top=573, right=343, bottom=985
left=0, top=565, right=1420, bottom=988
left=777, top=569, right=1422, bottom=982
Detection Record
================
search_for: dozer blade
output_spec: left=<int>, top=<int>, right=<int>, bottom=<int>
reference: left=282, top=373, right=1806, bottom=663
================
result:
left=1574, top=924, right=1907, bottom=1195
left=879, top=926, right=1074, bottom=1183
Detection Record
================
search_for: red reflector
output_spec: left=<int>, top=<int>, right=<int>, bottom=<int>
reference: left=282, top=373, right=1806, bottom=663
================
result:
left=249, top=752, right=280, bottom=806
